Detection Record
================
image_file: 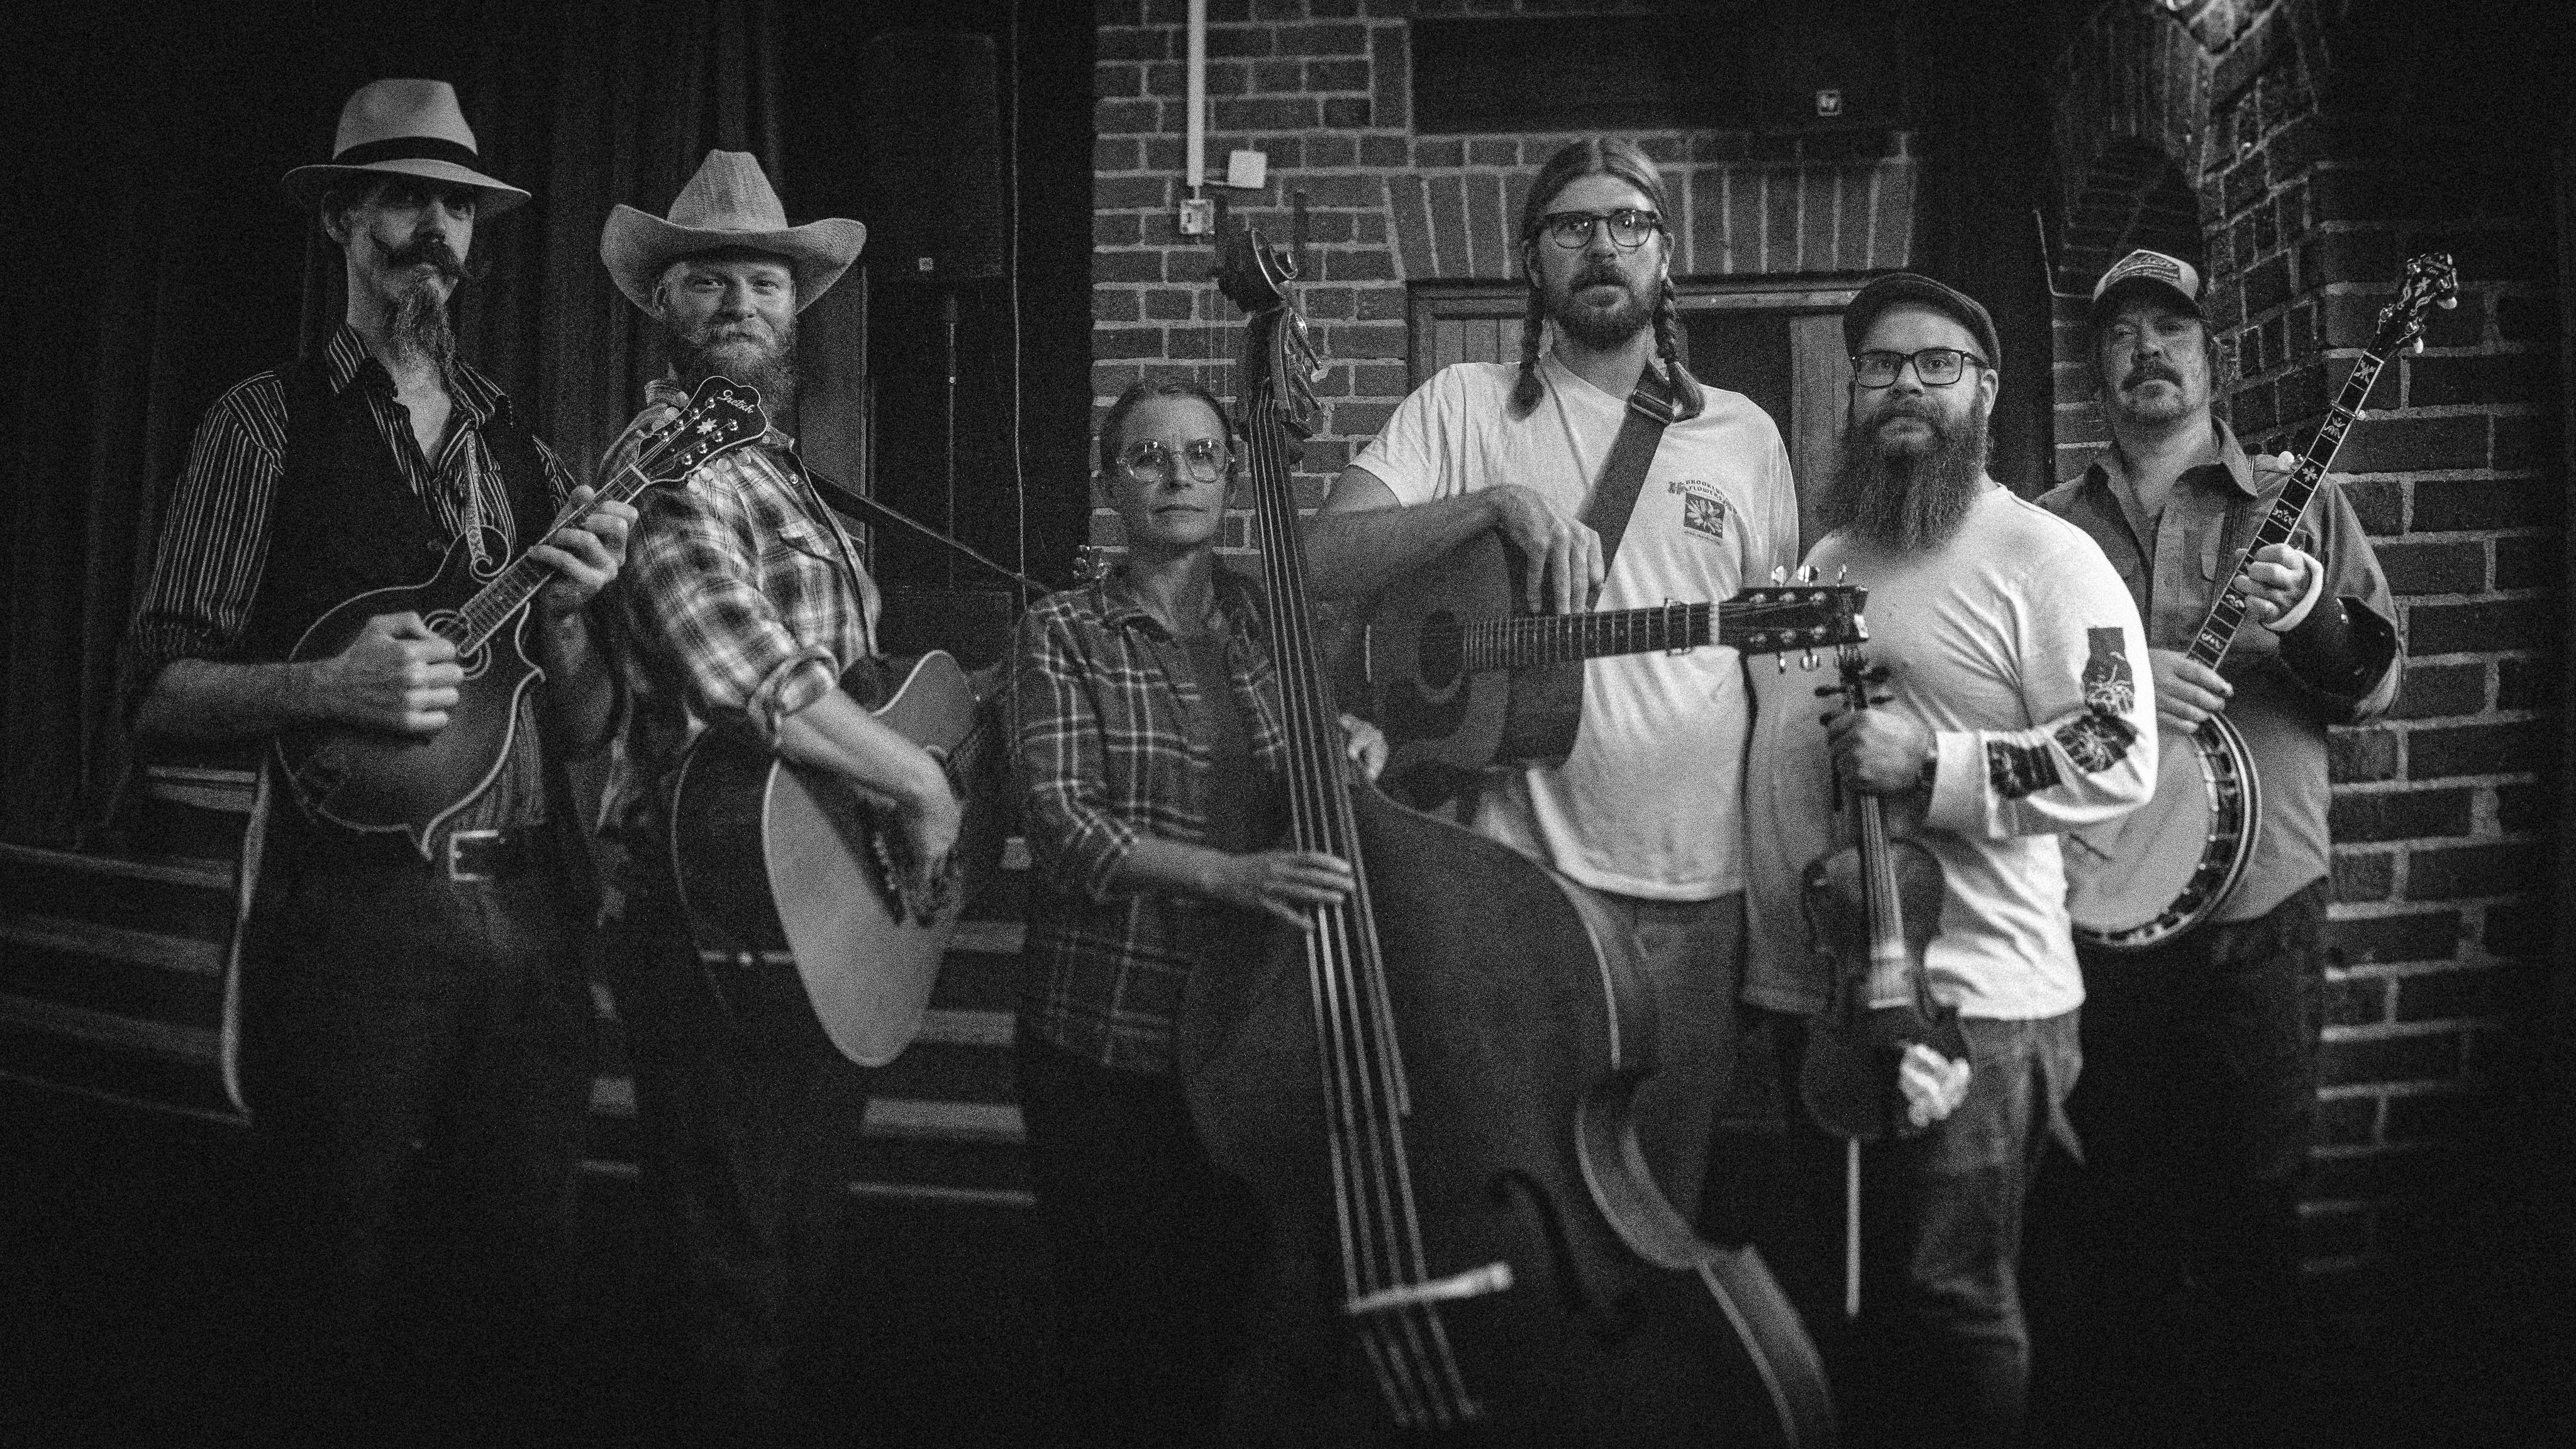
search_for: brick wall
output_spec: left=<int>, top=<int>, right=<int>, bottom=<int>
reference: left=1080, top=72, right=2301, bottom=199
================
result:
left=2050, top=0, right=2562, bottom=1302
left=1091, top=0, right=1916, bottom=556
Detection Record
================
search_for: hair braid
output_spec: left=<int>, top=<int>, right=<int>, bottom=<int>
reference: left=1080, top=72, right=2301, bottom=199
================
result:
left=1509, top=284, right=1549, bottom=417
left=1650, top=275, right=1703, bottom=418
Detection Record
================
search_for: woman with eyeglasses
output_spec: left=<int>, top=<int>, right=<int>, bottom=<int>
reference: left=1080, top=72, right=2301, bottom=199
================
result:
left=1009, top=379, right=1385, bottom=1445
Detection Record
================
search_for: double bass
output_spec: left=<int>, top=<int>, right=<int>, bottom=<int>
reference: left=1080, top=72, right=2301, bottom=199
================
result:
left=1177, top=225, right=1836, bottom=1446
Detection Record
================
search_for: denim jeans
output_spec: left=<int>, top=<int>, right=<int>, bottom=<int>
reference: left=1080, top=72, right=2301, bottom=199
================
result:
left=1860, top=1010, right=2083, bottom=1449
left=2036, top=880, right=2327, bottom=1441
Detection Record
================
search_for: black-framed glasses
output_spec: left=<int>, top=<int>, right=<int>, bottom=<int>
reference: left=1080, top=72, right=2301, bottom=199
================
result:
left=1536, top=208, right=1663, bottom=252
left=1852, top=348, right=1989, bottom=389
left=1118, top=437, right=1228, bottom=484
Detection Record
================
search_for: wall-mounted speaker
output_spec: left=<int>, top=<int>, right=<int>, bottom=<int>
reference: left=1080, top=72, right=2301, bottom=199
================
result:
left=860, top=30, right=1006, bottom=285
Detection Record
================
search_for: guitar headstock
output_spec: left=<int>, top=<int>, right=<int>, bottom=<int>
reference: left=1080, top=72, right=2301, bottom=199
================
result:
left=641, top=375, right=770, bottom=482
left=1721, top=577, right=1868, bottom=671
left=1214, top=225, right=1324, bottom=444
left=2372, top=253, right=2460, bottom=356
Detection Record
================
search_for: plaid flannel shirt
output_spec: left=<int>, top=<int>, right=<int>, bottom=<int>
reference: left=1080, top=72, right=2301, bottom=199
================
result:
left=597, top=377, right=880, bottom=850
left=1013, top=566, right=1287, bottom=1074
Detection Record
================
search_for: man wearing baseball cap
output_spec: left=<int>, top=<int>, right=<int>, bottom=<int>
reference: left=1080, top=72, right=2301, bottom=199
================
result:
left=2034, top=249, right=2400, bottom=1440
left=1743, top=270, right=2157, bottom=1447
left=122, top=79, right=631, bottom=1430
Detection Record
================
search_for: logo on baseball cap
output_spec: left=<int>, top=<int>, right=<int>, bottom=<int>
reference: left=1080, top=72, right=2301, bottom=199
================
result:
left=2090, top=249, right=2203, bottom=322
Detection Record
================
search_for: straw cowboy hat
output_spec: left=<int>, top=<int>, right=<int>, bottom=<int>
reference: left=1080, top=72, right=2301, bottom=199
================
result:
left=600, top=150, right=865, bottom=314
left=280, top=79, right=531, bottom=216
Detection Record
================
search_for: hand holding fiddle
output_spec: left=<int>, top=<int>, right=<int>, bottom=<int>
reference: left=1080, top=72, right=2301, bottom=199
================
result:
left=1823, top=705, right=1931, bottom=796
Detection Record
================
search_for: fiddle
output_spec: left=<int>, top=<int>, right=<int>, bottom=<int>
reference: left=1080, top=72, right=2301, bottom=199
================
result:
left=1179, top=223, right=1836, bottom=1446
left=1797, top=627, right=1968, bottom=1315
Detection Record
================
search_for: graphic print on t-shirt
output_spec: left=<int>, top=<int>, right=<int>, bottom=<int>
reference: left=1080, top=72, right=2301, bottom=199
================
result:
left=1667, top=479, right=1728, bottom=545
left=1987, top=740, right=2062, bottom=800
left=2055, top=711, right=2138, bottom=774
left=2079, top=625, right=2136, bottom=716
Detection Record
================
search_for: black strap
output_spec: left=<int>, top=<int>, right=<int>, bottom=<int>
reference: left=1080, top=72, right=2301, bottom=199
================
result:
left=799, top=465, right=1048, bottom=597
left=1579, top=365, right=1680, bottom=570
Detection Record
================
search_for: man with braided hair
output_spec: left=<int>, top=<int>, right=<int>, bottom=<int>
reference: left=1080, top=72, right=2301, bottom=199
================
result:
left=1307, top=136, right=1801, bottom=1221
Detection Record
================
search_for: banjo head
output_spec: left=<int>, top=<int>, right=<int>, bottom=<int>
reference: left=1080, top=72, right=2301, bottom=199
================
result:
left=2065, top=718, right=2260, bottom=951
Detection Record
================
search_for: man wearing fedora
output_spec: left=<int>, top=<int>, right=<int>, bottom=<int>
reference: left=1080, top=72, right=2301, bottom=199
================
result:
left=591, top=149, right=958, bottom=1438
left=2032, top=250, right=2399, bottom=1440
left=122, top=79, right=631, bottom=1425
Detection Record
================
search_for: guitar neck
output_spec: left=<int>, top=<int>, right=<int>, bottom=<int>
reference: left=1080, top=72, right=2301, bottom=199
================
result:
left=2183, top=343, right=2391, bottom=670
left=1466, top=602, right=1711, bottom=672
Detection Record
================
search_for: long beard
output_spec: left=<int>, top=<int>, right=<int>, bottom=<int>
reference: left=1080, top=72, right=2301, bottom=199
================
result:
left=1545, top=265, right=1653, bottom=351
left=383, top=278, right=455, bottom=374
left=672, top=319, right=798, bottom=414
left=1823, top=402, right=1990, bottom=554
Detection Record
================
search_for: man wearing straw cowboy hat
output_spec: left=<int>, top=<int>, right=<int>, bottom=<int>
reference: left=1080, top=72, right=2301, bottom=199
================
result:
left=123, top=79, right=631, bottom=1428
left=591, top=149, right=957, bottom=1440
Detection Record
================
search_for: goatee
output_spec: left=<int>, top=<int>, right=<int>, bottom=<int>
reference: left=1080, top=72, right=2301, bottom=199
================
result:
left=1823, top=402, right=1990, bottom=554
left=1546, top=264, right=1653, bottom=351
left=672, top=318, right=798, bottom=416
left=384, top=277, right=456, bottom=374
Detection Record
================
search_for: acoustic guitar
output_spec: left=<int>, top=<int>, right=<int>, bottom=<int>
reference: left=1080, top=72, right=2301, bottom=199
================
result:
left=667, top=651, right=1006, bottom=1067
left=2065, top=253, right=2455, bottom=950
left=274, top=376, right=769, bottom=855
left=1355, top=530, right=1865, bottom=804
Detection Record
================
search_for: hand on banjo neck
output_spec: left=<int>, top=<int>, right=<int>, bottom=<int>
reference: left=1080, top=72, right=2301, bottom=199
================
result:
left=2149, top=448, right=2316, bottom=736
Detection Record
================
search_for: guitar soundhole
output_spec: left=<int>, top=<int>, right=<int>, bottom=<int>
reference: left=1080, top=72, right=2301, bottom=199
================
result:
left=1419, top=609, right=1463, bottom=692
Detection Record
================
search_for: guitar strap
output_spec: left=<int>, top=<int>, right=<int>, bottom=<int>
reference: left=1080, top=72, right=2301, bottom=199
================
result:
left=1579, top=362, right=1684, bottom=570
left=1485, top=362, right=1684, bottom=774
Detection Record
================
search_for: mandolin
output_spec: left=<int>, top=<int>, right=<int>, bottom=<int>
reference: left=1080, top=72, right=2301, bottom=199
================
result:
left=274, top=376, right=768, bottom=855
left=1178, top=223, right=1835, bottom=1446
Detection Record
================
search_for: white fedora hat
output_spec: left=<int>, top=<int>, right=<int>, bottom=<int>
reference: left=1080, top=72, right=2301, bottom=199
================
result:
left=599, top=150, right=865, bottom=314
left=280, top=79, right=530, bottom=216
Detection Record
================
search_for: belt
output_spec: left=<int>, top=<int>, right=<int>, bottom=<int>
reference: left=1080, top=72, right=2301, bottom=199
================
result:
left=282, top=824, right=550, bottom=883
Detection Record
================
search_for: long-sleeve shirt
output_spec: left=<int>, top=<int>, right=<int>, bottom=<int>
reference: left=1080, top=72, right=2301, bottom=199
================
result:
left=1744, top=486, right=2158, bottom=1021
left=597, top=376, right=880, bottom=849
left=1011, top=565, right=1287, bottom=1074
left=2036, top=419, right=2401, bottom=922
left=123, top=324, right=574, bottom=835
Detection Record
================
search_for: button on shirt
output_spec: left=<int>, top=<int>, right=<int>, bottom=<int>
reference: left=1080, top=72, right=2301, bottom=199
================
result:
left=125, top=325, right=574, bottom=839
left=1012, top=566, right=1288, bottom=1074
left=597, top=377, right=880, bottom=850
left=2036, top=419, right=2401, bottom=921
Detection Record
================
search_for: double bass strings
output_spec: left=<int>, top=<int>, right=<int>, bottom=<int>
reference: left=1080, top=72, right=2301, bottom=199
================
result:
left=1241, top=382, right=1474, bottom=1426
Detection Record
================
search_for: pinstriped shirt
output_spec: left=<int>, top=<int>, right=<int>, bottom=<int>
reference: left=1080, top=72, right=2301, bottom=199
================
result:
left=124, top=325, right=577, bottom=834
left=596, top=376, right=881, bottom=850
left=1011, top=567, right=1287, bottom=1074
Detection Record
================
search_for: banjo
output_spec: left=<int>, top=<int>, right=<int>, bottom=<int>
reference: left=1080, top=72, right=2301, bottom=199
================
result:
left=2066, top=253, right=2455, bottom=950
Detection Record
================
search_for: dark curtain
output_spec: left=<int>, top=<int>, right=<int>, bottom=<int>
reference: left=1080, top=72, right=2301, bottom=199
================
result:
left=1, top=0, right=790, bottom=847
left=1904, top=0, right=2059, bottom=497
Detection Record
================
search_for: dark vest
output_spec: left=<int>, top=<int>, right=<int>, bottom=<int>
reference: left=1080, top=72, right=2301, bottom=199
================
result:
left=239, top=352, right=553, bottom=663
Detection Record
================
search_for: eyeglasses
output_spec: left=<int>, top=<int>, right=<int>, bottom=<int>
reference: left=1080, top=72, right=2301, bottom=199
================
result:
left=1852, top=348, right=1989, bottom=389
left=1117, top=437, right=1229, bottom=484
left=1536, top=208, right=1663, bottom=252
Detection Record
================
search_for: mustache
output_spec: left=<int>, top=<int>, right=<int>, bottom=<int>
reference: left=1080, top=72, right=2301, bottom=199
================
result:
left=1570, top=265, right=1629, bottom=292
left=383, top=235, right=480, bottom=282
left=2122, top=361, right=2181, bottom=389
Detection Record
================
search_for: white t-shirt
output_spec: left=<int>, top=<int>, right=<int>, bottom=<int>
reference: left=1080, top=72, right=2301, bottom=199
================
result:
left=1743, top=486, right=2159, bottom=1020
left=1354, top=355, right=1801, bottom=900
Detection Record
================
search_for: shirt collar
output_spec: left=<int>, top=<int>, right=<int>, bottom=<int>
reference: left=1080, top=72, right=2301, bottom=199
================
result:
left=648, top=372, right=797, bottom=450
left=321, top=323, right=501, bottom=427
left=2085, top=414, right=2257, bottom=501
left=1092, top=561, right=1264, bottom=638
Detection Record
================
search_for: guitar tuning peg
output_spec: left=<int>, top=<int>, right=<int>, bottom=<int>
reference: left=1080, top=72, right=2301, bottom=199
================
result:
left=1836, top=565, right=1850, bottom=584
left=1801, top=652, right=1821, bottom=671
left=2411, top=338, right=2424, bottom=355
left=1814, top=684, right=1839, bottom=698
left=1870, top=693, right=1892, bottom=706
left=1776, top=655, right=1791, bottom=674
left=1770, top=565, right=1787, bottom=584
left=1863, top=665, right=1890, bottom=683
